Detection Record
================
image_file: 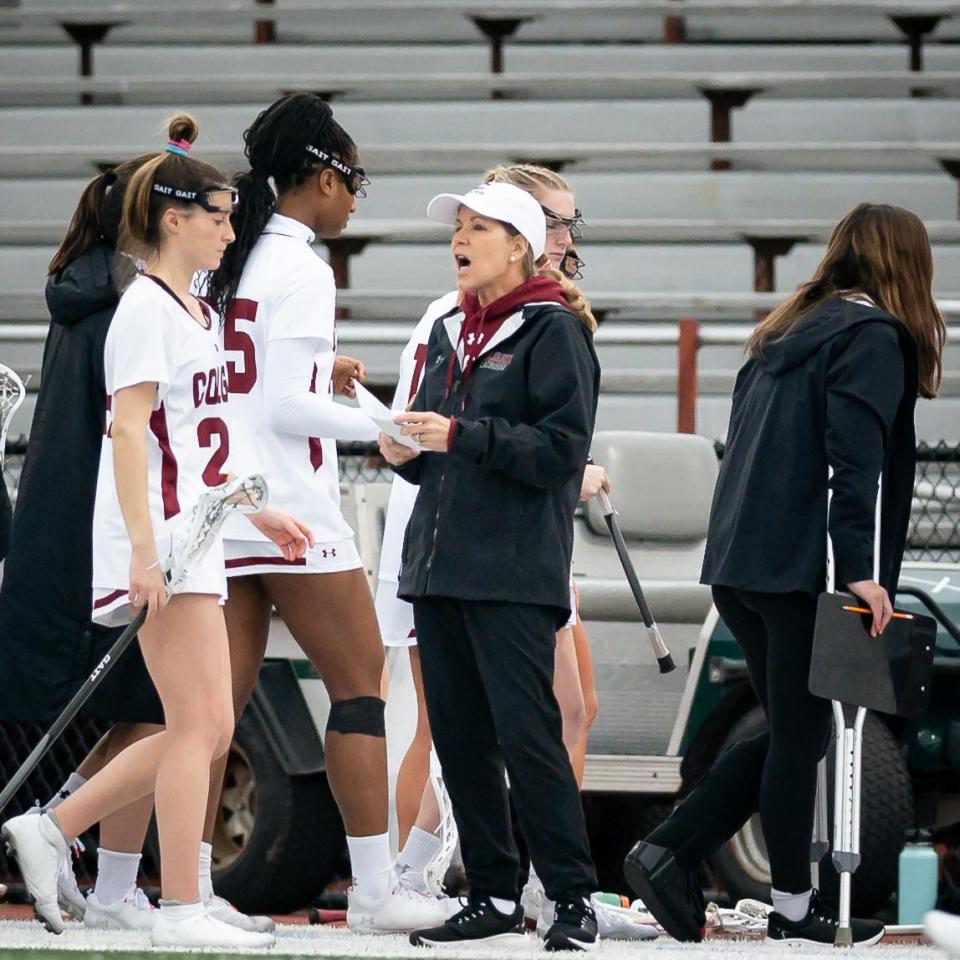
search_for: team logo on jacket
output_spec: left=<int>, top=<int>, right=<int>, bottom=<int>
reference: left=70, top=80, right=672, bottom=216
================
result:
left=479, top=351, right=513, bottom=371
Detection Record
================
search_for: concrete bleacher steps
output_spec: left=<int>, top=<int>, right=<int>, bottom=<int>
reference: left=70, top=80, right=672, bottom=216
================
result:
left=4, top=1, right=960, bottom=46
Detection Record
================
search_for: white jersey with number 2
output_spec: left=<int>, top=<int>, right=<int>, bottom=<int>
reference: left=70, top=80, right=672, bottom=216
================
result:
left=91, top=274, right=230, bottom=626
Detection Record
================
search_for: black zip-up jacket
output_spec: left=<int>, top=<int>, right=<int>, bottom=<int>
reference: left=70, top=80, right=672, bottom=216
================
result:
left=701, top=298, right=918, bottom=597
left=395, top=301, right=600, bottom=622
left=0, top=243, right=162, bottom=723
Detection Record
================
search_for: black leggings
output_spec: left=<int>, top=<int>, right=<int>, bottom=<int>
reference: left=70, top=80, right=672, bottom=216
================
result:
left=650, top=587, right=832, bottom=893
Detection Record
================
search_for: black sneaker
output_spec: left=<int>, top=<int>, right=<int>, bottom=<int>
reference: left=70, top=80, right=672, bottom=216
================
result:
left=766, top=890, right=885, bottom=946
left=623, top=840, right=705, bottom=942
left=410, top=896, right=526, bottom=947
left=542, top=897, right=598, bottom=952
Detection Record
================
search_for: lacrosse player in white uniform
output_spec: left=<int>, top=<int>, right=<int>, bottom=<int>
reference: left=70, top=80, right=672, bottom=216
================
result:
left=1, top=115, right=311, bottom=950
left=202, top=93, right=446, bottom=935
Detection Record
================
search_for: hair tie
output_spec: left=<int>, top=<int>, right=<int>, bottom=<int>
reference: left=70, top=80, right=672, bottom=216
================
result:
left=101, top=169, right=118, bottom=187
left=166, top=139, right=191, bottom=157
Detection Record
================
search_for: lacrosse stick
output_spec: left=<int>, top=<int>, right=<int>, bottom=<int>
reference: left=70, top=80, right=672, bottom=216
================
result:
left=423, top=749, right=459, bottom=897
left=0, top=473, right=268, bottom=815
left=596, top=488, right=676, bottom=673
left=0, top=364, right=25, bottom=473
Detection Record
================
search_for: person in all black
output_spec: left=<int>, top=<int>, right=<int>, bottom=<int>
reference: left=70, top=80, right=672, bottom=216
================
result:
left=378, top=182, right=601, bottom=951
left=624, top=203, right=946, bottom=947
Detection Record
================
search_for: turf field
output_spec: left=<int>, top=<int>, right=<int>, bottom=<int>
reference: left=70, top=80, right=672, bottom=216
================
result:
left=0, top=918, right=940, bottom=960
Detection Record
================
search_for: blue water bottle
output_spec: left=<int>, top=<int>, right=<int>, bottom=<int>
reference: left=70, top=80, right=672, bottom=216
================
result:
left=898, top=830, right=939, bottom=924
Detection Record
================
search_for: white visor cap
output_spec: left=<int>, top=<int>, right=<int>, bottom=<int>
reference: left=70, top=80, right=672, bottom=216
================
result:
left=426, top=182, right=546, bottom=261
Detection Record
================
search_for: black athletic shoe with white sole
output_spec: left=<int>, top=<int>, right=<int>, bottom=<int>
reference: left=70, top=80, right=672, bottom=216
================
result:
left=410, top=896, right=526, bottom=947
left=623, top=840, right=705, bottom=942
left=542, top=897, right=598, bottom=951
left=766, top=891, right=885, bottom=946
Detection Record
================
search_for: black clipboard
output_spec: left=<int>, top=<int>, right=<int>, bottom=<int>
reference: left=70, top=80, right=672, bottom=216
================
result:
left=808, top=593, right=936, bottom=719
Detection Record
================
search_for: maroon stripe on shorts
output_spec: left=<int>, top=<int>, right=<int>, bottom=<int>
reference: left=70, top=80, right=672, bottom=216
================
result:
left=94, top=589, right=127, bottom=609
left=225, top=556, right=308, bottom=569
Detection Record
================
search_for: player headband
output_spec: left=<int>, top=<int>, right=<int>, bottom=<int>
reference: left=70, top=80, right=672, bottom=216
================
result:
left=151, top=182, right=239, bottom=213
left=166, top=139, right=192, bottom=157
left=305, top=144, right=369, bottom=198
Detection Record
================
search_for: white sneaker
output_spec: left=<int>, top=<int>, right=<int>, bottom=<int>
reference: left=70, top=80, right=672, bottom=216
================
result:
left=2, top=812, right=68, bottom=933
left=57, top=852, right=86, bottom=921
left=927, top=911, right=960, bottom=956
left=521, top=874, right=545, bottom=923
left=151, top=901, right=275, bottom=948
left=396, top=867, right=463, bottom=920
left=538, top=895, right=659, bottom=942
left=589, top=894, right=659, bottom=941
left=347, top=882, right=449, bottom=934
left=84, top=886, right=154, bottom=931
left=205, top=893, right=275, bottom=933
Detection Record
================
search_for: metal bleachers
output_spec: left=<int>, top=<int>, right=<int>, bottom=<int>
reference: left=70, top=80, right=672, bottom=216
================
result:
left=2, top=0, right=960, bottom=443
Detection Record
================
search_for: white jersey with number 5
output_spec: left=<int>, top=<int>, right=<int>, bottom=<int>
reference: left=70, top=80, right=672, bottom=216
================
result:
left=91, top=274, right=230, bottom=623
left=219, top=213, right=369, bottom=547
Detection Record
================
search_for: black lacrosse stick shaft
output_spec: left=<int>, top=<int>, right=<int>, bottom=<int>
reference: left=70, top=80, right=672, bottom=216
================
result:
left=596, top=489, right=676, bottom=674
left=0, top=609, right=145, bottom=815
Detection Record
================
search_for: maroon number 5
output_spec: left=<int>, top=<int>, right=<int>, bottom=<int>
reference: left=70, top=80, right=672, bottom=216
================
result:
left=224, top=298, right=258, bottom=394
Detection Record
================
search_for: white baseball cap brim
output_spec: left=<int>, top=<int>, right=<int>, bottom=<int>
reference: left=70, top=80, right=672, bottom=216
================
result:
left=426, top=181, right=546, bottom=261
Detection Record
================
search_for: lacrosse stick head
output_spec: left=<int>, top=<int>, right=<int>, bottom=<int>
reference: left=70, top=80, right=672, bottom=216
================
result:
left=423, top=750, right=459, bottom=897
left=0, top=365, right=26, bottom=470
left=165, top=474, right=267, bottom=591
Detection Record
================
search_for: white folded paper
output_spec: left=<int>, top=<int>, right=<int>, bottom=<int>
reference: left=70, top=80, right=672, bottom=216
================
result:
left=354, top=381, right=427, bottom=451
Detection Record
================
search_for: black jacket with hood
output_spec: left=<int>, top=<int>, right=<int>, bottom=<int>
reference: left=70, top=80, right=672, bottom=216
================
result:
left=396, top=300, right=600, bottom=623
left=0, top=243, right=162, bottom=723
left=701, top=297, right=918, bottom=597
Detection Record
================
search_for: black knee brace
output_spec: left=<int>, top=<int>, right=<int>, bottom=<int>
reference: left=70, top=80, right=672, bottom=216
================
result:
left=326, top=696, right=386, bottom=737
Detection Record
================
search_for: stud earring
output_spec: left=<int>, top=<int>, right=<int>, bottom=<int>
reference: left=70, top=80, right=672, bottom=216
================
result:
left=509, top=256, right=516, bottom=262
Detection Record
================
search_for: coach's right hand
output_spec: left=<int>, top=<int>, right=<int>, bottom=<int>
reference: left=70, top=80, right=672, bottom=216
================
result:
left=379, top=432, right=420, bottom=466
left=130, top=544, right=167, bottom=621
left=847, top=579, right=893, bottom=637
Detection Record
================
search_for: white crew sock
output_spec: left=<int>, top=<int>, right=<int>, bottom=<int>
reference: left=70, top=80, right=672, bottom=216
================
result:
left=526, top=861, right=543, bottom=892
left=491, top=897, right=517, bottom=915
left=198, top=841, right=214, bottom=901
left=43, top=772, right=87, bottom=812
left=396, top=827, right=441, bottom=878
left=347, top=832, right=393, bottom=901
left=159, top=898, right=204, bottom=920
left=94, top=848, right=141, bottom=905
left=772, top=887, right=812, bottom=922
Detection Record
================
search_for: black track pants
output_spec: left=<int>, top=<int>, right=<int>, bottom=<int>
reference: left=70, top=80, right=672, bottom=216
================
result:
left=650, top=587, right=832, bottom=893
left=413, top=596, right=597, bottom=902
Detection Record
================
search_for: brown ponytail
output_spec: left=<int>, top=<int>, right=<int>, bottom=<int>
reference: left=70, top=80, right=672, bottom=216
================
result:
left=118, top=113, right=229, bottom=283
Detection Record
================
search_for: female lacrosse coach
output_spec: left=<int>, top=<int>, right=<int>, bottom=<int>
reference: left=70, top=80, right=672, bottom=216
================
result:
left=379, top=182, right=601, bottom=951
left=625, top=203, right=947, bottom=949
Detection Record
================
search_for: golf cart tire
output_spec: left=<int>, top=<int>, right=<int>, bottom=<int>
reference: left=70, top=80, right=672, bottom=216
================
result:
left=212, top=710, right=345, bottom=914
left=710, top=704, right=912, bottom=916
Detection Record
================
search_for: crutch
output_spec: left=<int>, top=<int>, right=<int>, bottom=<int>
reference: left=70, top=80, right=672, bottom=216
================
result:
left=0, top=474, right=268, bottom=816
left=824, top=477, right=882, bottom=945
left=810, top=756, right=830, bottom=888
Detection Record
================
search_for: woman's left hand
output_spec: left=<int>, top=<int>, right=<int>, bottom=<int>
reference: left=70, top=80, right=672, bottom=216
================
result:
left=395, top=411, right=452, bottom=452
left=580, top=464, right=611, bottom=502
left=333, top=355, right=365, bottom=398
left=249, top=507, right=315, bottom=560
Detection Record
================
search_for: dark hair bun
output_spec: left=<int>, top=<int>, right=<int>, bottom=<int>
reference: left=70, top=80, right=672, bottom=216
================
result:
left=166, top=113, right=199, bottom=146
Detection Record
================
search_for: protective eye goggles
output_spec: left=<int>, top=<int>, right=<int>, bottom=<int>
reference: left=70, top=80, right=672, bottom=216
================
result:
left=305, top=144, right=370, bottom=198
left=540, top=203, right=584, bottom=241
left=152, top=182, right=238, bottom=214
left=560, top=248, right=584, bottom=281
